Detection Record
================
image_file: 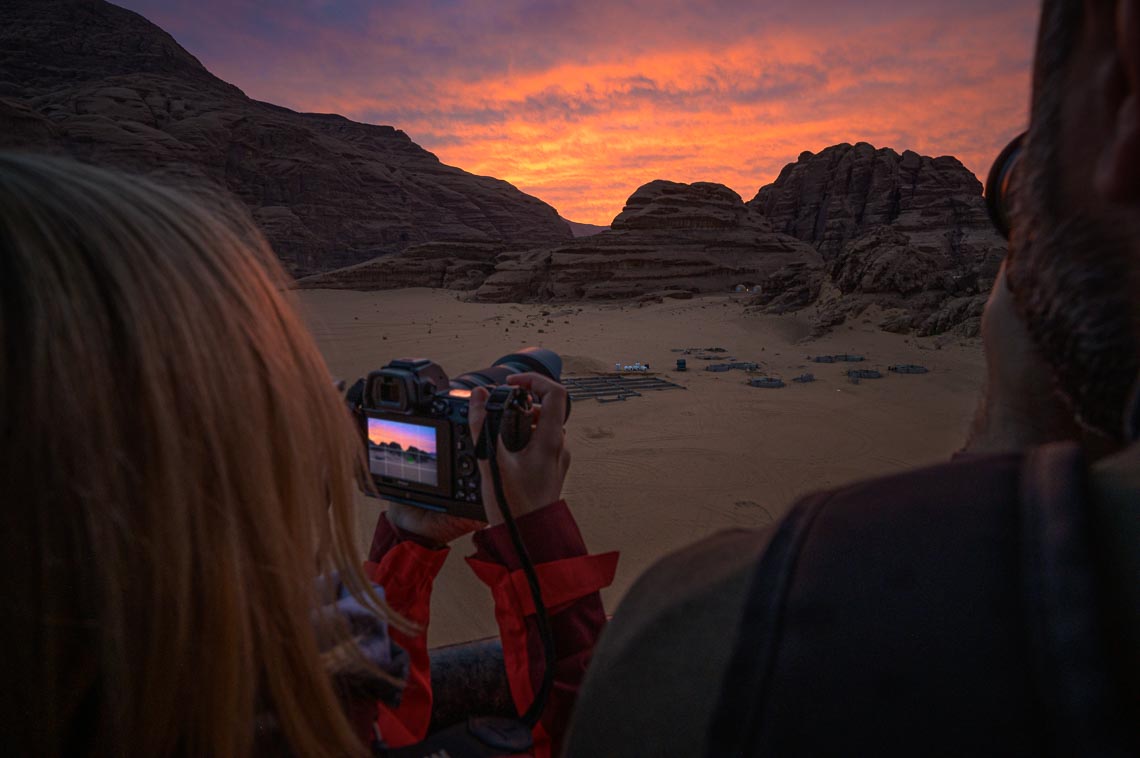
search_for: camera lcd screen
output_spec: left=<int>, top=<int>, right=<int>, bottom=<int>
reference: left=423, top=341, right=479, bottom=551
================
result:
left=368, top=417, right=439, bottom=487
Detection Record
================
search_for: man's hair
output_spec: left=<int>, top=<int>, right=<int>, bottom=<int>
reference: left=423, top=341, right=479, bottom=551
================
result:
left=1033, top=0, right=1084, bottom=104
left=0, top=154, right=409, bottom=755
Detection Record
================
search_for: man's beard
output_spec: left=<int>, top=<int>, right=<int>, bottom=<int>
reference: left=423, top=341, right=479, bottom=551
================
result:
left=1005, top=129, right=1140, bottom=442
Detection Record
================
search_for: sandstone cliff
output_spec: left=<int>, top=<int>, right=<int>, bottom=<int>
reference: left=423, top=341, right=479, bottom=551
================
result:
left=472, top=181, right=821, bottom=302
left=304, top=158, right=1000, bottom=339
left=748, top=143, right=1005, bottom=336
left=0, top=0, right=571, bottom=276
left=301, top=180, right=822, bottom=302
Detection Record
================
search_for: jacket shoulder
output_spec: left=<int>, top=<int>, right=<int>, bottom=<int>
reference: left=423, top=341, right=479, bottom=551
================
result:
left=565, top=527, right=776, bottom=757
left=751, top=451, right=1043, bottom=755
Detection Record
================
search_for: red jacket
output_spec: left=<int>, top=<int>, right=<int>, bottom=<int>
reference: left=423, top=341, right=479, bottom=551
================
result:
left=363, top=501, right=618, bottom=757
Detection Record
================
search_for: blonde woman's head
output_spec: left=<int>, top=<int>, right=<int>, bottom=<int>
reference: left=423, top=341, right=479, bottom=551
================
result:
left=0, top=153, right=400, bottom=756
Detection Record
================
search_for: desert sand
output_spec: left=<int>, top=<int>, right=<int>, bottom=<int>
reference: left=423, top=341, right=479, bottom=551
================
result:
left=298, top=288, right=985, bottom=647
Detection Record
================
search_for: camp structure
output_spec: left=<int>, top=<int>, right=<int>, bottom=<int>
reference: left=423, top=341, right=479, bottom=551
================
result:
left=563, top=375, right=685, bottom=404
left=749, top=377, right=786, bottom=389
left=707, top=361, right=760, bottom=373
left=792, top=373, right=815, bottom=383
left=809, top=354, right=866, bottom=364
left=889, top=364, right=930, bottom=374
left=847, top=369, right=883, bottom=384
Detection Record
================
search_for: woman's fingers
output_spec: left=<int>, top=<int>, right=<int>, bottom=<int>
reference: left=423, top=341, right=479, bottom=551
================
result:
left=506, top=373, right=568, bottom=449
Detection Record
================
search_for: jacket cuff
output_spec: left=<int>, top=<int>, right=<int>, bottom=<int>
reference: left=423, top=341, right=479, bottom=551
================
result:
left=466, top=551, right=620, bottom=616
left=363, top=540, right=449, bottom=624
left=472, top=500, right=585, bottom=569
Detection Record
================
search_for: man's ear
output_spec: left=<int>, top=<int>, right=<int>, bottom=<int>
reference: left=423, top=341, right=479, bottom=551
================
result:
left=1095, top=0, right=1140, bottom=201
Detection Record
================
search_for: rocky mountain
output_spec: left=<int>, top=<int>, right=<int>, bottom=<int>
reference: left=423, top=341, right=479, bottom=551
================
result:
left=302, top=180, right=823, bottom=302
left=0, top=0, right=572, bottom=276
left=305, top=151, right=1002, bottom=337
left=748, top=143, right=1005, bottom=336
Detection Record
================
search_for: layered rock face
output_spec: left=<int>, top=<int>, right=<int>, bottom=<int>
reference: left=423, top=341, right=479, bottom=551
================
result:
left=612, top=180, right=753, bottom=230
left=472, top=180, right=821, bottom=302
left=306, top=161, right=998, bottom=339
left=303, top=179, right=820, bottom=302
left=752, top=143, right=998, bottom=260
left=0, top=0, right=571, bottom=276
left=748, top=143, right=1005, bottom=335
left=297, top=241, right=509, bottom=291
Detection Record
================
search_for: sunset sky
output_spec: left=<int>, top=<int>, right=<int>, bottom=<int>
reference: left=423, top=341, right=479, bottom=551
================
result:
left=118, top=0, right=1039, bottom=224
left=368, top=417, right=437, bottom=454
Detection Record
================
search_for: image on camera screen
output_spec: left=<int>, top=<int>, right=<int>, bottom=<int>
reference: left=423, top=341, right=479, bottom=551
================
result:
left=367, top=417, right=439, bottom=486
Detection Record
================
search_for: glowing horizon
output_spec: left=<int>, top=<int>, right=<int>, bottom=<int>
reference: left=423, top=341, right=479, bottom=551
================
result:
left=368, top=418, right=438, bottom=456
left=116, top=0, right=1039, bottom=225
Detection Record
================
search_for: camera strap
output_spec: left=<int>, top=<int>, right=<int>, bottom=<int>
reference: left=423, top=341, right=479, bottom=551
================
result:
left=474, top=387, right=556, bottom=730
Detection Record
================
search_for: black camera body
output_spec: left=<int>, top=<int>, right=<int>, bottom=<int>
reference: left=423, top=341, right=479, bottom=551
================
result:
left=347, top=348, right=564, bottom=521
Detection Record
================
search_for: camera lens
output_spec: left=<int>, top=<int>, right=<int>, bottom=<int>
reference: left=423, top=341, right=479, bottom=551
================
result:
left=493, top=348, right=563, bottom=379
left=450, top=366, right=515, bottom=390
left=450, top=347, right=564, bottom=391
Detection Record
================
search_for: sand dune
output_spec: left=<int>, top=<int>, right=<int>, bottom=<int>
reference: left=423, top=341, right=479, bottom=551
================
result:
left=298, top=288, right=984, bottom=646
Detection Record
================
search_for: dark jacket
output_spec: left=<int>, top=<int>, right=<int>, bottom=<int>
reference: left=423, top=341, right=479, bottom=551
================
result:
left=565, top=443, right=1138, bottom=757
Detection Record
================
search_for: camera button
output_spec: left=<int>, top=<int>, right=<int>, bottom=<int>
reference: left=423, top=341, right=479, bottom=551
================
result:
left=458, top=455, right=476, bottom=477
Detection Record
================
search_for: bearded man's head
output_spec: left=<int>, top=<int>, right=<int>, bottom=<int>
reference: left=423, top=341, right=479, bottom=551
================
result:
left=1005, top=0, right=1140, bottom=444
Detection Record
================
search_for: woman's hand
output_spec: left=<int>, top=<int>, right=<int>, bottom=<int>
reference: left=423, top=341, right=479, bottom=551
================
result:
left=468, top=373, right=572, bottom=525
left=385, top=502, right=484, bottom=548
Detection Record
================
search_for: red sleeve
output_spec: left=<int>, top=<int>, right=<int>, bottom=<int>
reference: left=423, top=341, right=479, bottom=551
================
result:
left=364, top=512, right=449, bottom=748
left=466, top=500, right=619, bottom=758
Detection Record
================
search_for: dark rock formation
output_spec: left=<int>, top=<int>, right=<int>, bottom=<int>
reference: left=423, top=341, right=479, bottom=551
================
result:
left=471, top=181, right=820, bottom=302
left=297, top=241, right=507, bottom=291
left=611, top=180, right=756, bottom=230
left=302, top=179, right=819, bottom=299
left=747, top=261, right=824, bottom=315
left=747, top=142, right=1005, bottom=336
left=0, top=0, right=571, bottom=276
left=752, top=143, right=997, bottom=260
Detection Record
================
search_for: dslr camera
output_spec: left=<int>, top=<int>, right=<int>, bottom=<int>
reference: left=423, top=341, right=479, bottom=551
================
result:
left=346, top=348, right=567, bottom=521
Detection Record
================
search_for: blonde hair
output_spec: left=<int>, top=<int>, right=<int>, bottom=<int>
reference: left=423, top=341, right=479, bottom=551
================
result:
left=0, top=153, right=409, bottom=756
